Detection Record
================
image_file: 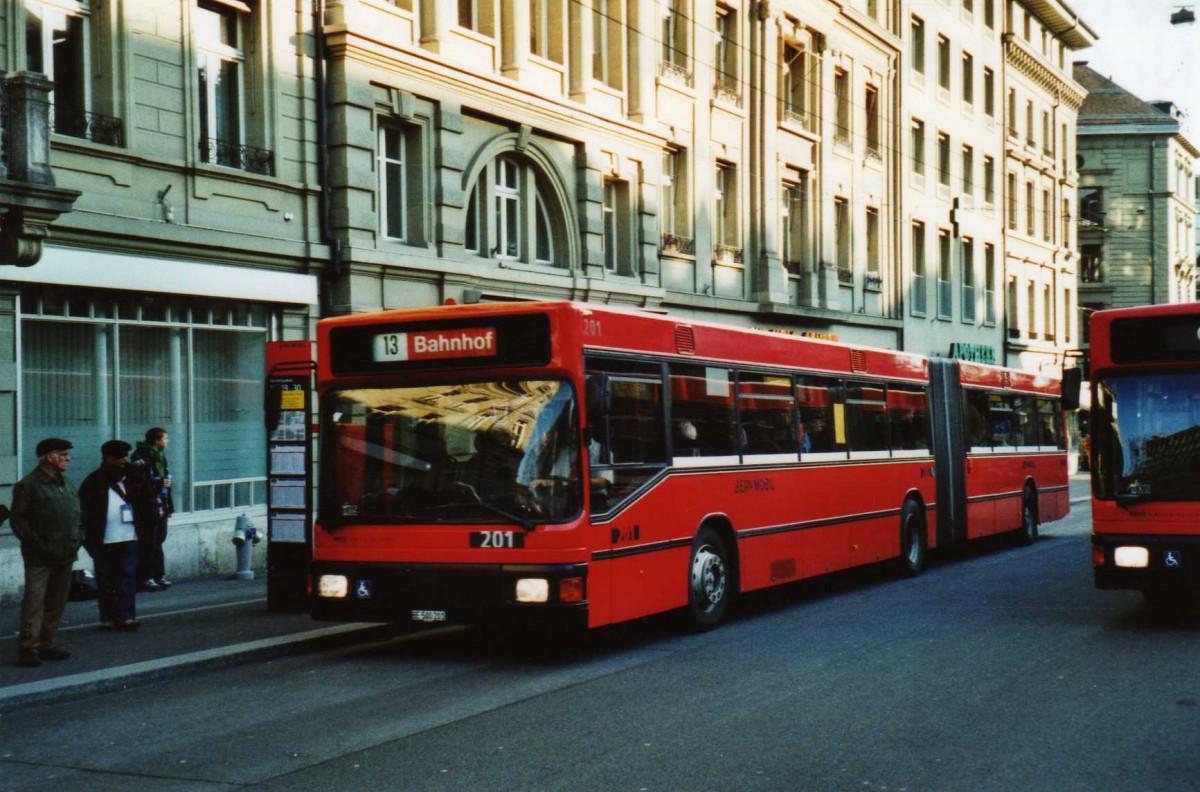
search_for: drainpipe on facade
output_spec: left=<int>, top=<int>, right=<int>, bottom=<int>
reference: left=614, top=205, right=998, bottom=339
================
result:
left=313, top=0, right=342, bottom=317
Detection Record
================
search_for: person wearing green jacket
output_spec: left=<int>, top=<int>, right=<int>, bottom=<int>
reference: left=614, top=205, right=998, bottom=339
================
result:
left=11, top=438, right=82, bottom=668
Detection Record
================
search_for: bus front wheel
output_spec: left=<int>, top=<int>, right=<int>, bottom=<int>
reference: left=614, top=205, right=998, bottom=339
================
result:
left=686, top=527, right=730, bottom=630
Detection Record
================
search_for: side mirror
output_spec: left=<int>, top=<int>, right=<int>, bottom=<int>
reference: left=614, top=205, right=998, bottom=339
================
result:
left=1061, top=367, right=1082, bottom=412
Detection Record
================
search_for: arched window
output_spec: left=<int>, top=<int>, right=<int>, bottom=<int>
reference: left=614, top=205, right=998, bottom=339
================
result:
left=465, top=153, right=565, bottom=268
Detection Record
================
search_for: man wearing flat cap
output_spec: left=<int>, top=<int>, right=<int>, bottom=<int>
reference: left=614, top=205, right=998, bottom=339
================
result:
left=11, top=438, right=82, bottom=667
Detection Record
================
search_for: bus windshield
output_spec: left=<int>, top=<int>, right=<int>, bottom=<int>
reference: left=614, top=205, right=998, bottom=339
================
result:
left=326, top=379, right=580, bottom=524
left=1093, top=372, right=1200, bottom=502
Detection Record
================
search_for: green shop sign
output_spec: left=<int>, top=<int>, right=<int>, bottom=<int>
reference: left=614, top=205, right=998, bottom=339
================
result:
left=948, top=343, right=996, bottom=364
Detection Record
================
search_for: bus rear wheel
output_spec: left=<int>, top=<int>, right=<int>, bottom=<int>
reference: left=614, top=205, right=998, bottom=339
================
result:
left=897, top=499, right=926, bottom=578
left=685, top=527, right=730, bottom=630
left=1017, top=486, right=1038, bottom=546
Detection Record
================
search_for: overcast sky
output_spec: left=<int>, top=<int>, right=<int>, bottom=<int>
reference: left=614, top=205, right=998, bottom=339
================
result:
left=1076, top=0, right=1200, bottom=139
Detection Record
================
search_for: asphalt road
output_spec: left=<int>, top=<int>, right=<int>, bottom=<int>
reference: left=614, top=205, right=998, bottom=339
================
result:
left=3, top=503, right=1199, bottom=792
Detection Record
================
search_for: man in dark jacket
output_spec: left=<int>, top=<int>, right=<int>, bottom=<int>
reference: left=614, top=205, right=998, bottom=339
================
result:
left=11, top=438, right=82, bottom=667
left=129, top=427, right=174, bottom=591
left=81, top=440, right=140, bottom=631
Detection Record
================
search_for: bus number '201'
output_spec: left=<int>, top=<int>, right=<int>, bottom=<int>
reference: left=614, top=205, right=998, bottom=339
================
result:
left=470, top=531, right=525, bottom=548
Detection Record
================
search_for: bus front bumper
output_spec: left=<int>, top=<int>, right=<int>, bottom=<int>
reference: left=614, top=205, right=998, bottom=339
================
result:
left=1093, top=534, right=1200, bottom=591
left=310, top=562, right=589, bottom=630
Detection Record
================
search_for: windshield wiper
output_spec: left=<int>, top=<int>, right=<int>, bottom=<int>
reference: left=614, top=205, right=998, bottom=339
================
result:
left=453, top=482, right=535, bottom=531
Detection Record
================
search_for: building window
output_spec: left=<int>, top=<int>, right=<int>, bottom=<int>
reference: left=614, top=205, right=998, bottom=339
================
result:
left=715, top=162, right=739, bottom=251
left=962, top=51, right=974, bottom=106
left=593, top=0, right=624, bottom=89
left=912, top=119, right=926, bottom=179
left=1007, top=275, right=1019, bottom=339
left=1063, top=287, right=1072, bottom=345
left=196, top=0, right=272, bottom=175
left=465, top=153, right=564, bottom=267
left=937, top=229, right=952, bottom=318
left=1042, top=111, right=1052, bottom=156
left=603, top=178, right=635, bottom=276
left=1025, top=181, right=1035, bottom=236
left=1025, top=100, right=1035, bottom=147
left=1007, top=173, right=1017, bottom=230
left=714, top=6, right=739, bottom=104
left=530, top=0, right=563, bottom=62
left=835, top=197, right=850, bottom=277
left=834, top=68, right=851, bottom=148
left=1080, top=244, right=1103, bottom=283
left=379, top=124, right=427, bottom=244
left=1062, top=197, right=1071, bottom=245
left=912, top=221, right=927, bottom=315
left=1027, top=279, right=1036, bottom=339
left=21, top=288, right=275, bottom=515
left=962, top=145, right=974, bottom=197
left=962, top=237, right=976, bottom=323
left=1079, top=187, right=1103, bottom=227
left=912, top=16, right=925, bottom=75
left=937, top=34, right=951, bottom=93
left=866, top=206, right=880, bottom=278
left=983, top=156, right=995, bottom=204
left=983, top=67, right=994, bottom=118
left=660, top=0, right=690, bottom=78
left=1007, top=89, right=1017, bottom=137
left=865, top=85, right=881, bottom=161
left=28, top=0, right=122, bottom=146
left=661, top=148, right=693, bottom=253
left=1043, top=276, right=1055, bottom=341
left=984, top=243, right=996, bottom=324
left=782, top=172, right=813, bottom=275
left=1042, top=187, right=1052, bottom=242
left=458, top=0, right=494, bottom=34
left=937, top=132, right=951, bottom=189
left=782, top=43, right=819, bottom=131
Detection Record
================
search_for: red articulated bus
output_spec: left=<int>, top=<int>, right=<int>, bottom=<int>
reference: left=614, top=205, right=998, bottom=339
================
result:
left=1089, top=304, right=1200, bottom=599
left=311, top=301, right=1070, bottom=631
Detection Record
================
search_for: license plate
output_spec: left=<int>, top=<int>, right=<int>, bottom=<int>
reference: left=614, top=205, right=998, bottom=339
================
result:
left=470, top=530, right=525, bottom=549
left=411, top=609, right=447, bottom=623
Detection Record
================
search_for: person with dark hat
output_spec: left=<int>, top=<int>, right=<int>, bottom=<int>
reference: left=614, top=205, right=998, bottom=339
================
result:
left=11, top=438, right=82, bottom=667
left=80, top=440, right=141, bottom=631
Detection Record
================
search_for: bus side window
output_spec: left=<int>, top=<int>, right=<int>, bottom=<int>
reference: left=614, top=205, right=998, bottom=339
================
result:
left=737, top=372, right=796, bottom=457
left=584, top=357, right=668, bottom=512
left=796, top=375, right=844, bottom=455
left=963, top=390, right=991, bottom=450
left=889, top=384, right=930, bottom=452
left=670, top=364, right=737, bottom=459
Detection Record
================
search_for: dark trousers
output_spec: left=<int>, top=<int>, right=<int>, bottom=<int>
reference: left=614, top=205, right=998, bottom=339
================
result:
left=136, top=518, right=167, bottom=582
left=96, top=541, right=138, bottom=623
left=18, top=561, right=73, bottom=654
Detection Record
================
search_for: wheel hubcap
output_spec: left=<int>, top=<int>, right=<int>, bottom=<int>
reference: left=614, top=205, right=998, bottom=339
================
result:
left=691, top=545, right=726, bottom=607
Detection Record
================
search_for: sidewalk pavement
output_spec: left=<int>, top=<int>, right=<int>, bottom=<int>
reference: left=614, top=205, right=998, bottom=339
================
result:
left=0, top=576, right=390, bottom=712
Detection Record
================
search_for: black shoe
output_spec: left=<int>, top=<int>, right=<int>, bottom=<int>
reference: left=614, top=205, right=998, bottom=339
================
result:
left=17, top=652, right=41, bottom=668
left=114, top=619, right=141, bottom=631
left=139, top=579, right=162, bottom=592
left=39, top=646, right=70, bottom=661
left=156, top=578, right=173, bottom=589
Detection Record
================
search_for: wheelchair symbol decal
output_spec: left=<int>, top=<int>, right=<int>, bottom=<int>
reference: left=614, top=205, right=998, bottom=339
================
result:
left=356, top=579, right=373, bottom=598
left=1164, top=550, right=1182, bottom=569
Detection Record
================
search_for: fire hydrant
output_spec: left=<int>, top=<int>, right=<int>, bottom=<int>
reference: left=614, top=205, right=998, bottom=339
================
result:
left=231, top=514, right=262, bottom=580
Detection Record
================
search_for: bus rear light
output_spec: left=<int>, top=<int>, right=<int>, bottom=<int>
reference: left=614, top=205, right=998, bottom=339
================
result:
left=1114, top=546, right=1150, bottom=569
left=559, top=577, right=585, bottom=603
left=516, top=578, right=550, bottom=603
left=317, top=574, right=350, bottom=598
left=1092, top=544, right=1106, bottom=568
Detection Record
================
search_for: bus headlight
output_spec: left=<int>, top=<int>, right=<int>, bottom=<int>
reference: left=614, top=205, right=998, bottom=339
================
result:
left=515, top=578, right=549, bottom=603
left=1114, top=547, right=1150, bottom=569
left=318, top=574, right=350, bottom=598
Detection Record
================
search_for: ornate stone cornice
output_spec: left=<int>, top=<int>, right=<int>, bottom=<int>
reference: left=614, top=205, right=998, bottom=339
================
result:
left=1003, top=34, right=1086, bottom=112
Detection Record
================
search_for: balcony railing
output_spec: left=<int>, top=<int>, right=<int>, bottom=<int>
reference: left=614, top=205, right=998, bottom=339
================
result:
left=713, top=244, right=743, bottom=264
left=50, top=107, right=124, bottom=147
left=660, top=233, right=695, bottom=255
left=199, top=138, right=276, bottom=177
left=714, top=75, right=742, bottom=107
left=1080, top=258, right=1104, bottom=283
left=658, top=60, right=694, bottom=88
left=837, top=267, right=854, bottom=285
